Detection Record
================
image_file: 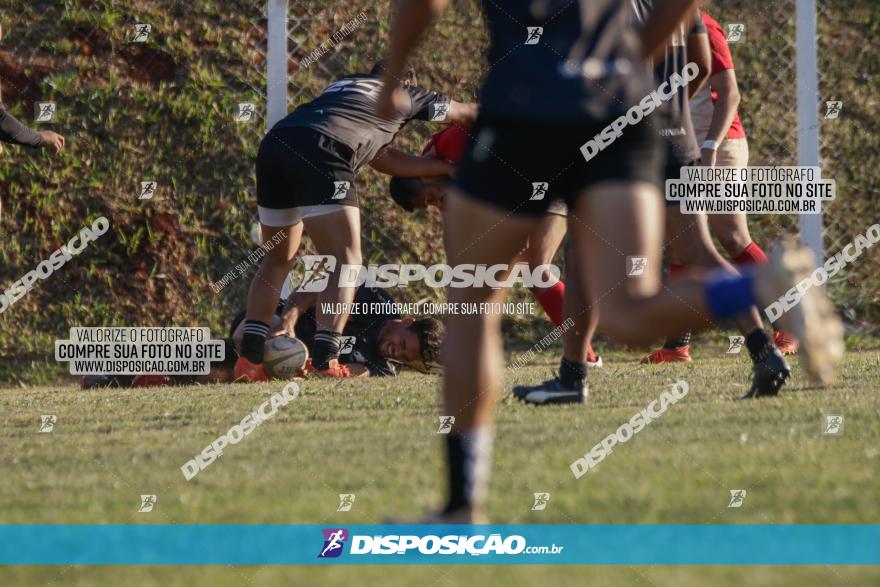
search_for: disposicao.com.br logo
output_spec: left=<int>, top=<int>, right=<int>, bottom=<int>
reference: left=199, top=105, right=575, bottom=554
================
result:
left=317, top=528, right=563, bottom=558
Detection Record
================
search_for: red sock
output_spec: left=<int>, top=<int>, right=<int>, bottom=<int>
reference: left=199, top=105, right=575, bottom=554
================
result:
left=534, top=282, right=598, bottom=362
left=534, top=281, right=565, bottom=327
left=732, top=241, right=768, bottom=266
left=668, top=262, right=686, bottom=280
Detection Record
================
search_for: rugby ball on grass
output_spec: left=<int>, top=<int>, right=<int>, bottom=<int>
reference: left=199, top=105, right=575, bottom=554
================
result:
left=264, top=336, right=309, bottom=379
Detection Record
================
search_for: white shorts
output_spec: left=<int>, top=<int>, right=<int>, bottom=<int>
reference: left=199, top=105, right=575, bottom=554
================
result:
left=257, top=204, right=347, bottom=227
left=716, top=137, right=749, bottom=167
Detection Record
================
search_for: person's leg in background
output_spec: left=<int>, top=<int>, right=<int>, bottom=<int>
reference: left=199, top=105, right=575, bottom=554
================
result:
left=642, top=249, right=695, bottom=363
left=708, top=137, right=798, bottom=354
left=512, top=213, right=600, bottom=405
left=664, top=207, right=791, bottom=396
left=523, top=209, right=601, bottom=366
left=566, top=180, right=840, bottom=394
left=301, top=206, right=362, bottom=375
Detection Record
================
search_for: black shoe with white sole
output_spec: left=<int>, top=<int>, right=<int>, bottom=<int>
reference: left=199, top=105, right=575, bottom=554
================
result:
left=512, top=376, right=587, bottom=405
left=742, top=345, right=791, bottom=398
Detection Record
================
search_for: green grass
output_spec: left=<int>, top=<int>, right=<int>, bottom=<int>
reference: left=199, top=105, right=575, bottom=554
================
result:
left=2, top=565, right=878, bottom=587
left=1, top=344, right=879, bottom=585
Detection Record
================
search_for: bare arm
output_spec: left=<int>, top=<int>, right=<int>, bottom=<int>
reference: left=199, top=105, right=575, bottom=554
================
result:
left=703, top=69, right=740, bottom=145
left=369, top=147, right=453, bottom=177
left=686, top=31, right=711, bottom=99
left=376, top=0, right=450, bottom=119
left=270, top=290, right=319, bottom=338
left=641, top=0, right=700, bottom=61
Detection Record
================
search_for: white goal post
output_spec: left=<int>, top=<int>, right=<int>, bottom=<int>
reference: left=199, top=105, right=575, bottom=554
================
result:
left=795, top=0, right=824, bottom=263
left=266, top=0, right=289, bottom=129
left=265, top=0, right=825, bottom=263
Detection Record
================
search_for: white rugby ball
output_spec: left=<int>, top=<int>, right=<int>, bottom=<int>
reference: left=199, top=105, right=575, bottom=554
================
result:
left=264, top=336, right=309, bottom=379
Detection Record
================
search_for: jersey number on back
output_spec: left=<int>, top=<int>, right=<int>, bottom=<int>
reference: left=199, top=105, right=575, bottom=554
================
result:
left=322, top=79, right=383, bottom=101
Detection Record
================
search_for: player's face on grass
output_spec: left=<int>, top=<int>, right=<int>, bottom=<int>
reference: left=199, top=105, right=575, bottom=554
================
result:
left=411, top=179, right=445, bottom=210
left=379, top=319, right=422, bottom=364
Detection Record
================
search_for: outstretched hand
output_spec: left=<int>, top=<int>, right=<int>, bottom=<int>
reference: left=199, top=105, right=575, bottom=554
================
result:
left=39, top=131, right=65, bottom=154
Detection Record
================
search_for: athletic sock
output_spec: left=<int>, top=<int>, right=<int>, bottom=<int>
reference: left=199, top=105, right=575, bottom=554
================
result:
left=662, top=264, right=691, bottom=349
left=559, top=356, right=587, bottom=389
left=731, top=242, right=780, bottom=330
left=240, top=320, right=270, bottom=364
left=536, top=282, right=600, bottom=360
left=534, top=281, right=565, bottom=327
left=312, top=330, right=342, bottom=370
left=745, top=328, right=774, bottom=363
left=443, top=428, right=494, bottom=514
left=704, top=268, right=757, bottom=320
left=732, top=241, right=769, bottom=266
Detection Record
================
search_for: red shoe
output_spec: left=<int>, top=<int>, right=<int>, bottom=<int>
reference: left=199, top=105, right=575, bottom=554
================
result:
left=132, top=374, right=171, bottom=387
left=305, top=358, right=353, bottom=378
left=773, top=330, right=800, bottom=355
left=234, top=357, right=270, bottom=382
left=641, top=345, right=692, bottom=364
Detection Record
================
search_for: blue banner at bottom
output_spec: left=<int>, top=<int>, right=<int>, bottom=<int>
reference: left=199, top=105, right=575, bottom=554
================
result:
left=1, top=524, right=877, bottom=565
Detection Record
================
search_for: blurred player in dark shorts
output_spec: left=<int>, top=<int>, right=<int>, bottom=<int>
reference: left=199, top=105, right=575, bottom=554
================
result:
left=378, top=0, right=842, bottom=523
left=389, top=123, right=602, bottom=367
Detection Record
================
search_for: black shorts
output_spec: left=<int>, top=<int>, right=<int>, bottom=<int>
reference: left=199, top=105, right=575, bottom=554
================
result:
left=256, top=127, right=358, bottom=225
left=664, top=158, right=700, bottom=207
left=454, top=116, right=662, bottom=217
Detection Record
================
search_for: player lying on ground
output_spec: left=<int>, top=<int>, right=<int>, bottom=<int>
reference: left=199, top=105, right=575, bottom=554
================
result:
left=81, top=285, right=444, bottom=388
left=389, top=124, right=602, bottom=367
left=379, top=0, right=842, bottom=523
left=0, top=23, right=66, bottom=219
left=234, top=62, right=476, bottom=381
left=232, top=284, right=445, bottom=377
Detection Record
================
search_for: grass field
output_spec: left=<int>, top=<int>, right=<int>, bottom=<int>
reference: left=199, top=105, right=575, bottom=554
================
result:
left=2, top=340, right=879, bottom=585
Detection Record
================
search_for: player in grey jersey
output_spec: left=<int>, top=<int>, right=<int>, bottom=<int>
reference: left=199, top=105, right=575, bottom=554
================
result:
left=235, top=63, right=476, bottom=381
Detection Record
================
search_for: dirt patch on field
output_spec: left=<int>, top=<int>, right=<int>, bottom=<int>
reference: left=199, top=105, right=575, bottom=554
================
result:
left=118, top=45, right=179, bottom=86
left=0, top=50, right=50, bottom=109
